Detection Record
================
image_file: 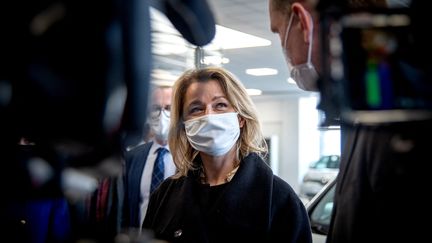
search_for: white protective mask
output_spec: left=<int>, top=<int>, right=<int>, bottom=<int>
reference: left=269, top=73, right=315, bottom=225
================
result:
left=283, top=12, right=319, bottom=91
left=184, top=112, right=240, bottom=156
left=150, top=110, right=170, bottom=141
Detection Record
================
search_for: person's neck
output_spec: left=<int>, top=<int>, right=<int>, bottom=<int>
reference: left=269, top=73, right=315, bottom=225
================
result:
left=200, top=149, right=239, bottom=186
left=155, top=138, right=167, bottom=147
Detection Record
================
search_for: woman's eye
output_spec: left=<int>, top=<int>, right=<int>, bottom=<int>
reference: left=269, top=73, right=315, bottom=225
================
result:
left=189, top=107, right=202, bottom=114
left=215, top=102, right=228, bottom=109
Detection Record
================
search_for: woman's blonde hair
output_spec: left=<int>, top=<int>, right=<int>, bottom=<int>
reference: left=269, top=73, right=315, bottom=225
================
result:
left=168, top=66, right=268, bottom=177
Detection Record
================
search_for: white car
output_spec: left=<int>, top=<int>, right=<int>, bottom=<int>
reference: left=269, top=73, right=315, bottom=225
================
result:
left=305, top=177, right=336, bottom=243
left=300, top=155, right=340, bottom=200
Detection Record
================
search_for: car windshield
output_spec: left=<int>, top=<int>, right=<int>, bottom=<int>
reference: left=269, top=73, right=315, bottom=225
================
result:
left=310, top=155, right=340, bottom=169
left=307, top=179, right=337, bottom=237
left=310, top=183, right=335, bottom=227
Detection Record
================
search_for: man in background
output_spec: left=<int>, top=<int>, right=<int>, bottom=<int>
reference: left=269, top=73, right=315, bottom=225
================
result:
left=122, top=85, right=176, bottom=230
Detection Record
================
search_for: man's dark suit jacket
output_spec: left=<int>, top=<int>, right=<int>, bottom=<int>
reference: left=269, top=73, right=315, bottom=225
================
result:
left=122, top=141, right=153, bottom=228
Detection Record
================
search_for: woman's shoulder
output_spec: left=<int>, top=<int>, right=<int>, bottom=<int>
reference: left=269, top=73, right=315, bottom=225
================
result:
left=155, top=174, right=190, bottom=192
left=271, top=175, right=302, bottom=204
left=245, top=154, right=294, bottom=188
left=247, top=155, right=298, bottom=197
left=150, top=174, right=197, bottom=205
left=161, top=174, right=183, bottom=185
left=272, top=175, right=293, bottom=190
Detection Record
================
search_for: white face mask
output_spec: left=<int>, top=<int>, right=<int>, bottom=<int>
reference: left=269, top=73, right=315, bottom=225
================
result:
left=150, top=110, right=170, bottom=141
left=283, top=12, right=319, bottom=91
left=184, top=112, right=240, bottom=156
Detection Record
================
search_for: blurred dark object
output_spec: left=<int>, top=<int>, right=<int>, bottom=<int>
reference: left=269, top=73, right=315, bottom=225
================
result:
left=164, top=0, right=216, bottom=46
left=4, top=197, right=72, bottom=243
left=0, top=0, right=215, bottom=242
left=317, top=0, right=432, bottom=125
left=0, top=0, right=147, bottom=169
left=1, top=141, right=72, bottom=243
left=0, top=0, right=215, bottom=197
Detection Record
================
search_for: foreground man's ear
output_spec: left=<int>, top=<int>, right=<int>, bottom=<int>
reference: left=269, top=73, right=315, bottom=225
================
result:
left=291, top=2, right=314, bottom=44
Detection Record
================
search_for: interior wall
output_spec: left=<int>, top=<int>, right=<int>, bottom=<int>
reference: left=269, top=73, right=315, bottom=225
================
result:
left=252, top=94, right=305, bottom=192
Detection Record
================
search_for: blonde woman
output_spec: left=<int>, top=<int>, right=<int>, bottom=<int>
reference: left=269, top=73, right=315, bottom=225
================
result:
left=143, top=66, right=311, bottom=242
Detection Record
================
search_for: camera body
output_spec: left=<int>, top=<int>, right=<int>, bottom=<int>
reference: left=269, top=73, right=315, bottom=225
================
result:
left=318, top=0, right=432, bottom=125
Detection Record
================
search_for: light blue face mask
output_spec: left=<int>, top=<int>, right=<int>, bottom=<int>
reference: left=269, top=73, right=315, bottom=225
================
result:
left=283, top=12, right=319, bottom=91
left=150, top=110, right=170, bottom=141
left=184, top=112, right=240, bottom=156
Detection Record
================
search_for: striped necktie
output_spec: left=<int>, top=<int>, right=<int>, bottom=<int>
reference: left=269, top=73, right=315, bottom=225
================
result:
left=150, top=147, right=168, bottom=193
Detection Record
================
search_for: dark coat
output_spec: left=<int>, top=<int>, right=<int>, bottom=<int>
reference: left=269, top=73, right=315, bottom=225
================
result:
left=328, top=121, right=432, bottom=243
left=123, top=141, right=153, bottom=228
left=143, top=153, right=312, bottom=243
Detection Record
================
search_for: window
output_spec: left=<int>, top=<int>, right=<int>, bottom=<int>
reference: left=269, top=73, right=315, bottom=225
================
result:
left=309, top=182, right=336, bottom=235
left=310, top=155, right=340, bottom=169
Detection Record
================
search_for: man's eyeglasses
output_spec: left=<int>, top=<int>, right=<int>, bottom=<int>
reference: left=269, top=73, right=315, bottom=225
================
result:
left=150, top=105, right=171, bottom=119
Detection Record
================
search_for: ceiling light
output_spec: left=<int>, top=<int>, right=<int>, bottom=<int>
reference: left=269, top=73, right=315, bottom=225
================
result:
left=204, top=25, right=271, bottom=50
left=246, top=68, right=278, bottom=76
left=287, top=77, right=297, bottom=84
left=152, top=80, right=175, bottom=87
left=150, top=6, right=271, bottom=55
left=246, top=89, right=262, bottom=96
left=151, top=69, right=179, bottom=86
left=202, top=56, right=230, bottom=65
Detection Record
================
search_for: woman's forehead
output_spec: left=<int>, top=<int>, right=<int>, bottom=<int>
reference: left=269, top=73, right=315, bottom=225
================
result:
left=183, top=80, right=227, bottom=104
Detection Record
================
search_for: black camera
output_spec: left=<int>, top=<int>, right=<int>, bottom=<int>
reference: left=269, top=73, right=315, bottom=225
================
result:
left=318, top=0, right=432, bottom=125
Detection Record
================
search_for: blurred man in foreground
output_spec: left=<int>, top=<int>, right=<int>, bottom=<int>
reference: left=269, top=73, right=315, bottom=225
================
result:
left=269, top=0, right=430, bottom=242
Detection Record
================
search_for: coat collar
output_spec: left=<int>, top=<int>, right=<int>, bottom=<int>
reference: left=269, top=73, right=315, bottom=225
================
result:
left=183, top=153, right=275, bottom=228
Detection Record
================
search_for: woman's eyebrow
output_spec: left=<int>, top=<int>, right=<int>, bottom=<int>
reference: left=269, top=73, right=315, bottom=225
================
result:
left=212, top=95, right=226, bottom=101
left=185, top=99, right=202, bottom=109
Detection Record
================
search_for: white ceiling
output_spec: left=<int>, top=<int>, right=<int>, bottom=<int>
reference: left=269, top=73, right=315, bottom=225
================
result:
left=150, top=0, right=309, bottom=96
